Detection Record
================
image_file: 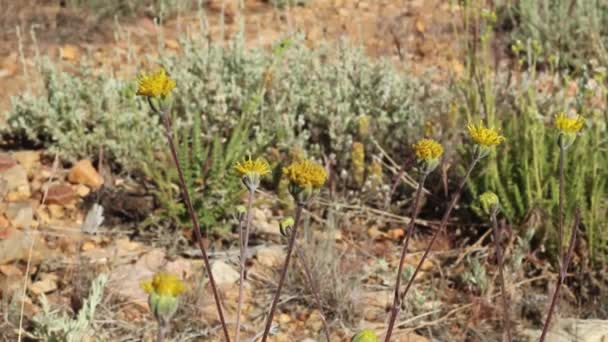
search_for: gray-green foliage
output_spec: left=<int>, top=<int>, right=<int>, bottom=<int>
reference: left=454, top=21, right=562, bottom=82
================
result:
left=500, top=0, right=608, bottom=70
left=3, top=36, right=438, bottom=232
left=32, top=274, right=107, bottom=342
left=3, top=59, right=163, bottom=168
left=163, top=36, right=441, bottom=170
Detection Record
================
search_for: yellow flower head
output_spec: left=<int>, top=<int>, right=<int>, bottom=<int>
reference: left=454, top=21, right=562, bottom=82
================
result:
left=412, top=138, right=444, bottom=161
left=283, top=160, right=327, bottom=189
left=555, top=112, right=585, bottom=135
left=234, top=157, right=271, bottom=177
left=136, top=68, right=176, bottom=98
left=467, top=122, right=505, bottom=147
left=141, top=272, right=186, bottom=297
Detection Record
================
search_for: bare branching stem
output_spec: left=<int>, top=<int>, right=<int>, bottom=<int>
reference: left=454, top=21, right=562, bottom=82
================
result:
left=261, top=204, right=304, bottom=342
left=295, top=245, right=332, bottom=342
left=539, top=210, right=580, bottom=342
left=235, top=189, right=255, bottom=342
left=491, top=211, right=512, bottom=342
left=384, top=172, right=428, bottom=342
left=386, top=156, right=479, bottom=340
left=159, top=109, right=231, bottom=342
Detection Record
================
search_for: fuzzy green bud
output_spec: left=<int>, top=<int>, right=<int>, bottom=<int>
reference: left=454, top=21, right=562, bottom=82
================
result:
left=479, top=191, right=500, bottom=216
left=352, top=329, right=377, bottom=342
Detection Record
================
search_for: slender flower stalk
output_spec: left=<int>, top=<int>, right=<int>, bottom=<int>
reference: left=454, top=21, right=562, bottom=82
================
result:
left=261, top=204, right=304, bottom=342
left=539, top=211, right=580, bottom=342
left=137, top=69, right=231, bottom=342
left=234, top=157, right=270, bottom=342
left=539, top=113, right=585, bottom=342
left=385, top=138, right=442, bottom=341
left=261, top=160, right=327, bottom=342
left=391, top=122, right=503, bottom=336
left=396, top=155, right=480, bottom=314
left=480, top=191, right=512, bottom=342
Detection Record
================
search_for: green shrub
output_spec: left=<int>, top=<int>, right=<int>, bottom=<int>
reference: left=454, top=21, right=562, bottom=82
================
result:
left=2, top=59, right=163, bottom=168
left=456, top=5, right=608, bottom=262
left=499, top=0, right=608, bottom=70
left=2, top=37, right=441, bottom=232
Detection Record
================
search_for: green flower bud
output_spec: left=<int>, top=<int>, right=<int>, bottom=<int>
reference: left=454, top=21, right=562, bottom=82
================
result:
left=479, top=191, right=500, bottom=216
left=352, top=329, right=377, bottom=342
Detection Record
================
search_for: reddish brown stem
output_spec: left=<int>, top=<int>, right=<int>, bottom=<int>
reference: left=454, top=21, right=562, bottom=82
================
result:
left=390, top=156, right=480, bottom=338
left=384, top=173, right=428, bottom=342
left=491, top=211, right=512, bottom=342
left=260, top=204, right=304, bottom=342
left=159, top=111, right=231, bottom=342
left=539, top=210, right=580, bottom=342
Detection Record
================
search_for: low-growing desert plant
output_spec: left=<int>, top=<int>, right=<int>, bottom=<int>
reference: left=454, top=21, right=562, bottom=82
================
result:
left=2, top=59, right=163, bottom=168
left=456, top=3, right=608, bottom=263
left=31, top=273, right=107, bottom=342
left=498, top=0, right=608, bottom=70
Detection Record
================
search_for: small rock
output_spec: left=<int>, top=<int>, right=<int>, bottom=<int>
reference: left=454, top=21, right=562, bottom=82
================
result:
left=211, top=260, right=240, bottom=287
left=0, top=153, right=16, bottom=172
left=30, top=276, right=58, bottom=295
left=256, top=246, right=286, bottom=268
left=0, top=264, right=23, bottom=277
left=47, top=204, right=65, bottom=220
left=5, top=202, right=35, bottom=229
left=0, top=215, right=9, bottom=229
left=279, top=313, right=292, bottom=324
left=253, top=208, right=280, bottom=235
left=81, top=241, right=97, bottom=251
left=388, top=228, right=405, bottom=241
left=12, top=151, right=40, bottom=174
left=60, top=44, right=79, bottom=61
left=307, top=310, right=323, bottom=332
left=68, top=160, right=103, bottom=190
left=1, top=165, right=30, bottom=199
left=75, top=184, right=90, bottom=197
left=46, top=184, right=77, bottom=205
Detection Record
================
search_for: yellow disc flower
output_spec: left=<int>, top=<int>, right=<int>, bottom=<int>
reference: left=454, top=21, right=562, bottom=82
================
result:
left=412, top=138, right=444, bottom=161
left=141, top=272, right=186, bottom=297
left=141, top=272, right=186, bottom=323
left=467, top=122, right=505, bottom=147
left=283, top=159, right=327, bottom=189
left=555, top=112, right=585, bottom=135
left=234, top=157, right=271, bottom=177
left=136, top=68, right=176, bottom=98
left=235, top=156, right=271, bottom=191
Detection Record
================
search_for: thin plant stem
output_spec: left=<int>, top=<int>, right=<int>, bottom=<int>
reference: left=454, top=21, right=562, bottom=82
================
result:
left=155, top=102, right=231, bottom=342
left=295, top=245, right=332, bottom=342
left=395, top=156, right=480, bottom=317
left=490, top=210, right=512, bottom=342
left=384, top=172, right=428, bottom=342
left=260, top=204, right=304, bottom=342
left=156, top=320, right=166, bottom=342
left=235, top=189, right=255, bottom=342
left=557, top=144, right=565, bottom=267
left=539, top=210, right=580, bottom=342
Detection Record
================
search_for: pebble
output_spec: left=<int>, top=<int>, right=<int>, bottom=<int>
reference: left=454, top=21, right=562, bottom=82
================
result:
left=68, top=160, right=103, bottom=190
